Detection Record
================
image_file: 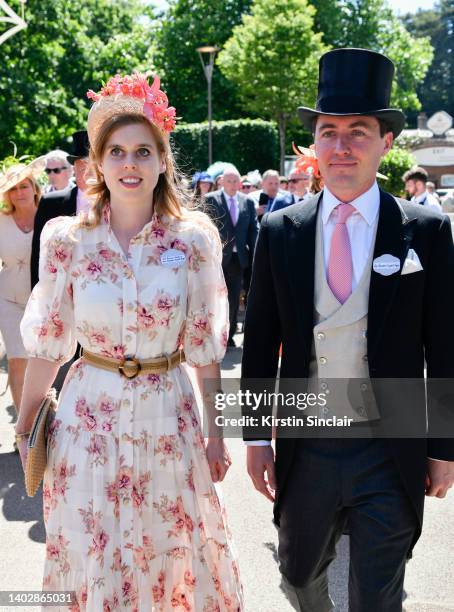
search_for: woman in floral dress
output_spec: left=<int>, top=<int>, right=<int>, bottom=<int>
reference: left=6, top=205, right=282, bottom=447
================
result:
left=15, top=73, right=243, bottom=611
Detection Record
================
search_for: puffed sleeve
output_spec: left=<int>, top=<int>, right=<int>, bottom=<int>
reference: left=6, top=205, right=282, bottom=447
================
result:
left=21, top=216, right=77, bottom=364
left=183, top=220, right=229, bottom=367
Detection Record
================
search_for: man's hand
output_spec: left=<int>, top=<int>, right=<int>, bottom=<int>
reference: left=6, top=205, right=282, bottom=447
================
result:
left=257, top=204, right=267, bottom=217
left=425, top=459, right=454, bottom=498
left=247, top=445, right=276, bottom=502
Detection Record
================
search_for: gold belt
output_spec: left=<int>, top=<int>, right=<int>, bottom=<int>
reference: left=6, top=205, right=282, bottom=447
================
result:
left=82, top=348, right=185, bottom=379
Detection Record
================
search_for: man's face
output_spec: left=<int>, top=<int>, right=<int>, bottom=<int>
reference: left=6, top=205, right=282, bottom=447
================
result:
left=405, top=179, right=416, bottom=197
left=288, top=171, right=310, bottom=197
left=262, top=175, right=279, bottom=199
left=45, top=159, right=73, bottom=190
left=314, top=115, right=393, bottom=200
left=73, top=158, right=89, bottom=191
left=223, top=172, right=240, bottom=197
left=405, top=179, right=425, bottom=197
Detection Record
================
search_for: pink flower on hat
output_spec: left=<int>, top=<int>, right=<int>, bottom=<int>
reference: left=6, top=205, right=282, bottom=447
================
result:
left=87, top=72, right=177, bottom=134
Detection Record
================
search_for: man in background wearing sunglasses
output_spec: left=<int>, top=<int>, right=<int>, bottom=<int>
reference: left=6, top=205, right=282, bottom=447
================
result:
left=43, top=150, right=74, bottom=193
left=272, top=167, right=312, bottom=212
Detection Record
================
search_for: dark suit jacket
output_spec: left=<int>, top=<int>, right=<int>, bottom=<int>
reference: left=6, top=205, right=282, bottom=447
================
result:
left=271, top=193, right=295, bottom=212
left=31, top=186, right=78, bottom=288
left=241, top=189, right=454, bottom=549
left=204, top=189, right=259, bottom=269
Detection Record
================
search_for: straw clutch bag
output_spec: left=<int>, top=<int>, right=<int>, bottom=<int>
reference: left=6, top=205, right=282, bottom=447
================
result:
left=25, top=388, right=58, bottom=497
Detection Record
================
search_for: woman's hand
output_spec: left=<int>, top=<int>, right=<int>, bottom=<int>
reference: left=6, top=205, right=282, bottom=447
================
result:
left=205, top=438, right=232, bottom=483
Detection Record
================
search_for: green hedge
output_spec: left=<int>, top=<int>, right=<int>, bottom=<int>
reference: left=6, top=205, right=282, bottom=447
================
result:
left=171, top=119, right=279, bottom=176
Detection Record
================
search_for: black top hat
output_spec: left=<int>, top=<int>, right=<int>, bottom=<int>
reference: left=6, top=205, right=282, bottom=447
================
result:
left=298, top=48, right=405, bottom=137
left=67, top=130, right=89, bottom=165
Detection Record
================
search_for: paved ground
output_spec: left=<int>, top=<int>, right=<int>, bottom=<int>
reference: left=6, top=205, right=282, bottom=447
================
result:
left=0, top=332, right=453, bottom=611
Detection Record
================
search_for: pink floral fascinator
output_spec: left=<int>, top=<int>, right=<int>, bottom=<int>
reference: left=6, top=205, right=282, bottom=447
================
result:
left=86, top=72, right=177, bottom=147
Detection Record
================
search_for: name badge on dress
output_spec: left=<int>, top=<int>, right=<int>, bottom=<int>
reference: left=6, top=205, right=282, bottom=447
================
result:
left=160, top=249, right=186, bottom=268
left=373, top=254, right=400, bottom=276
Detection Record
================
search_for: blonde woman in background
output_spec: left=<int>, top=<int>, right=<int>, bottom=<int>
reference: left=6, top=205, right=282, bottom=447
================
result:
left=0, top=157, right=44, bottom=429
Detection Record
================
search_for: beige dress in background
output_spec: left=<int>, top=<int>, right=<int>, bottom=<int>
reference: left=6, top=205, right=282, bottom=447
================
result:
left=0, top=213, right=33, bottom=358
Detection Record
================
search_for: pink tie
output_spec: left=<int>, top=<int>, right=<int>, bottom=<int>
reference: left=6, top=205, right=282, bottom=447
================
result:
left=229, top=197, right=238, bottom=226
left=327, top=203, right=355, bottom=304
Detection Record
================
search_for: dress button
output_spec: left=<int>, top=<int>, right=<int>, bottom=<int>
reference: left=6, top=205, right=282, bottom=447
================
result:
left=320, top=381, right=328, bottom=390
left=126, top=334, right=132, bottom=342
left=362, top=355, right=368, bottom=362
left=317, top=332, right=325, bottom=340
left=360, top=383, right=368, bottom=391
left=322, top=406, right=329, bottom=415
left=356, top=406, right=365, bottom=416
left=319, top=357, right=327, bottom=365
left=362, top=330, right=367, bottom=339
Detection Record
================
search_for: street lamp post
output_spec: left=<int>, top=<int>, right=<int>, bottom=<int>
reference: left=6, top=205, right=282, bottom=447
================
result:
left=197, top=46, right=219, bottom=166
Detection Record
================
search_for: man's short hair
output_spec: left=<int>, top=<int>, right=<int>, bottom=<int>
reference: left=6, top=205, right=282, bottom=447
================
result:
left=45, top=150, right=69, bottom=166
left=262, top=169, right=279, bottom=181
left=402, top=166, right=429, bottom=184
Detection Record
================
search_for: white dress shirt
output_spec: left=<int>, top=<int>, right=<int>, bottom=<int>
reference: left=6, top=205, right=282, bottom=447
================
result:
left=411, top=190, right=442, bottom=213
left=322, top=182, right=380, bottom=289
left=246, top=182, right=380, bottom=446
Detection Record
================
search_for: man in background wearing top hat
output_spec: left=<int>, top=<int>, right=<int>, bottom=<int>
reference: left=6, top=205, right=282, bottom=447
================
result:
left=30, top=130, right=89, bottom=288
left=242, top=48, right=454, bottom=611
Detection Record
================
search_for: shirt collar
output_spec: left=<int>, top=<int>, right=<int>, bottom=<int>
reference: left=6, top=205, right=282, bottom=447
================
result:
left=413, top=191, right=427, bottom=204
left=321, top=181, right=380, bottom=226
left=222, top=188, right=238, bottom=204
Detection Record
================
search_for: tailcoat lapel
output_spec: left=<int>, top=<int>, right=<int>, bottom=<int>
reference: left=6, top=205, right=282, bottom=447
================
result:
left=367, top=190, right=417, bottom=362
left=283, top=193, right=322, bottom=357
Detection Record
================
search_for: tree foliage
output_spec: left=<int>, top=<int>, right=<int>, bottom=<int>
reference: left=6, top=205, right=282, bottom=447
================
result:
left=0, top=0, right=156, bottom=158
left=154, top=0, right=253, bottom=124
left=402, top=1, right=454, bottom=121
left=217, top=0, right=327, bottom=172
left=378, top=146, right=416, bottom=197
left=309, top=0, right=434, bottom=114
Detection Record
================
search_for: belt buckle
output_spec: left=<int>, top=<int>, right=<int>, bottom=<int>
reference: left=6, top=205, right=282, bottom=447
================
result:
left=164, top=353, right=172, bottom=371
left=119, top=357, right=141, bottom=379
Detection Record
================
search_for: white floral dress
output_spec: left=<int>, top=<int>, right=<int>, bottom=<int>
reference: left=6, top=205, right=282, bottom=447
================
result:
left=20, top=208, right=243, bottom=612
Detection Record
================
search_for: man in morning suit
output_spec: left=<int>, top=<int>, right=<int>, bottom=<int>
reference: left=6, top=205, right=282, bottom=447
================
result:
left=242, top=48, right=454, bottom=611
left=205, top=167, right=259, bottom=347
left=31, top=130, right=89, bottom=288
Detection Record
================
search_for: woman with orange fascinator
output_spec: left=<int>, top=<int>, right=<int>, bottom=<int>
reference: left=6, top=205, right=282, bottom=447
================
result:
left=16, top=72, right=243, bottom=611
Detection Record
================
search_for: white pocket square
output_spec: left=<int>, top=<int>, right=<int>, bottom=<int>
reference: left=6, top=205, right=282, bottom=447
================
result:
left=401, top=248, right=423, bottom=275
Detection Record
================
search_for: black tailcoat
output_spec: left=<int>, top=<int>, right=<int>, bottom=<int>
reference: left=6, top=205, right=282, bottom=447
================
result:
left=31, top=186, right=77, bottom=287
left=242, top=190, right=454, bottom=548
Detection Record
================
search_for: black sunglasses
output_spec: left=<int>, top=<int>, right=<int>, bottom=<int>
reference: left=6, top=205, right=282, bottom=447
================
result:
left=45, top=167, right=69, bottom=175
left=288, top=177, right=308, bottom=183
